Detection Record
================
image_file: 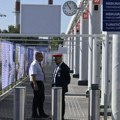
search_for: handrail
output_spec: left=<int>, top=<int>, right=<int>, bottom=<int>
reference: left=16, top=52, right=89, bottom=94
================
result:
left=0, top=76, right=28, bottom=101
left=0, top=33, right=105, bottom=38
left=65, top=93, right=89, bottom=97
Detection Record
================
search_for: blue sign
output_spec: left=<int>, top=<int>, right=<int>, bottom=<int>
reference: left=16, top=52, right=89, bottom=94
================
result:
left=103, top=0, right=120, bottom=32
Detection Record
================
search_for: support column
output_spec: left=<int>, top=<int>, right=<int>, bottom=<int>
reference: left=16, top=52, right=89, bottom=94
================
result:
left=101, top=32, right=111, bottom=120
left=88, top=2, right=101, bottom=120
left=69, top=32, right=74, bottom=73
left=71, top=32, right=74, bottom=73
left=73, top=26, right=80, bottom=78
left=69, top=37, right=73, bottom=73
left=78, top=11, right=88, bottom=86
left=88, top=0, right=101, bottom=89
left=112, top=33, right=120, bottom=120
left=62, top=41, right=68, bottom=65
left=67, top=37, right=71, bottom=67
left=101, top=33, right=106, bottom=106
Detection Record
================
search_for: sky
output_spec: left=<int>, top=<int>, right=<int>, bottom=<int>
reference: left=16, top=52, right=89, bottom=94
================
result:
left=0, top=0, right=77, bottom=33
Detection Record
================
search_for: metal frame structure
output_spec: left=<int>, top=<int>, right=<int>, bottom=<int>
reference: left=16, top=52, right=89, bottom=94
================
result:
left=0, top=33, right=105, bottom=46
left=0, top=33, right=105, bottom=38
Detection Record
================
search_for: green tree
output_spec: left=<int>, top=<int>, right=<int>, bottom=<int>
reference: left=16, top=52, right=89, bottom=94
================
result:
left=2, top=29, right=8, bottom=33
left=0, top=25, right=19, bottom=33
left=49, top=37, right=63, bottom=50
left=8, top=25, right=19, bottom=33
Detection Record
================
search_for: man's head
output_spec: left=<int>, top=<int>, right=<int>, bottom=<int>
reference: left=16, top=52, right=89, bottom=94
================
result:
left=52, top=54, right=63, bottom=65
left=35, top=52, right=43, bottom=62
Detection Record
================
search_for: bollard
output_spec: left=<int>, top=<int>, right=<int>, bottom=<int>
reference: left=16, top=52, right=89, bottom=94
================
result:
left=14, top=86, right=26, bottom=120
left=90, top=84, right=100, bottom=120
left=52, top=87, right=62, bottom=120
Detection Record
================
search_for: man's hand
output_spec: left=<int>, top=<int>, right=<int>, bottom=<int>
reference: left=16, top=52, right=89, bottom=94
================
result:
left=31, top=75, right=38, bottom=90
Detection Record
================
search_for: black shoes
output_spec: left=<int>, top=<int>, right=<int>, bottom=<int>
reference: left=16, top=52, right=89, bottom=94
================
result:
left=40, top=113, right=49, bottom=118
left=32, top=113, right=49, bottom=119
left=32, top=115, right=41, bottom=119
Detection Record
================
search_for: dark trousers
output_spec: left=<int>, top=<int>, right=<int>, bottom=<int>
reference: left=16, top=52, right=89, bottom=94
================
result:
left=62, top=91, right=65, bottom=119
left=31, top=81, right=45, bottom=116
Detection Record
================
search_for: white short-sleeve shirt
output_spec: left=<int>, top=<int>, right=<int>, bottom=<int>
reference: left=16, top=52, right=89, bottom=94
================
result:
left=29, top=60, right=44, bottom=82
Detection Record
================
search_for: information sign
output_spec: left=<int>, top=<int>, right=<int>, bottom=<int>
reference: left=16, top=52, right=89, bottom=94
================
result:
left=103, top=0, right=120, bottom=32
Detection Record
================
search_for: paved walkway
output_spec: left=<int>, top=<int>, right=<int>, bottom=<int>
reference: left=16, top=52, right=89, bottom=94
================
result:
left=0, top=65, right=112, bottom=120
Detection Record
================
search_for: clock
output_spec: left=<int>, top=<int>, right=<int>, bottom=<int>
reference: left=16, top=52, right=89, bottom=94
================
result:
left=63, top=1, right=78, bottom=16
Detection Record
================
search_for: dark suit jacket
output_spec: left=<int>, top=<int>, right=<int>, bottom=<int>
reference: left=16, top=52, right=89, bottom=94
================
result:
left=53, top=62, right=71, bottom=93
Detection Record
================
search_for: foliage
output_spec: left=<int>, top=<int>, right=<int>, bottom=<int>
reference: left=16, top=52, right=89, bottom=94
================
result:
left=8, top=25, right=20, bottom=33
left=49, top=37, right=63, bottom=50
left=0, top=25, right=20, bottom=33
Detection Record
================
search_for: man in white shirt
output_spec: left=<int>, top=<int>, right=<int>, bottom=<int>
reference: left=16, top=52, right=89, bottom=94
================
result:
left=29, top=52, right=49, bottom=118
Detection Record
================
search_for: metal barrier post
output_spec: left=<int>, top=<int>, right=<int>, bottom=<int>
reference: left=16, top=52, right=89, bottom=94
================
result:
left=14, top=86, right=26, bottom=120
left=52, top=87, right=62, bottom=120
left=87, top=90, right=90, bottom=120
left=90, top=84, right=100, bottom=120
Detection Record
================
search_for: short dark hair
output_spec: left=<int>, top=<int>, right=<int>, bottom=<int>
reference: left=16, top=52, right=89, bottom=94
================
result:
left=35, top=52, right=42, bottom=58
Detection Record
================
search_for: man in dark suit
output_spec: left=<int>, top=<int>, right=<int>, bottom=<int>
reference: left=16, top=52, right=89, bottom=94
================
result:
left=52, top=54, right=71, bottom=120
